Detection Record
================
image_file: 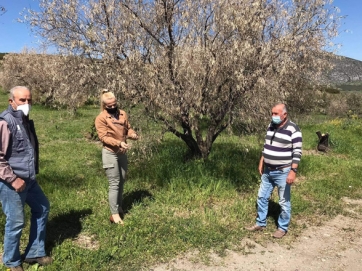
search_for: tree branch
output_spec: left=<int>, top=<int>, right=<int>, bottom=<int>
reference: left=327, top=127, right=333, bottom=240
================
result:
left=121, top=3, right=165, bottom=47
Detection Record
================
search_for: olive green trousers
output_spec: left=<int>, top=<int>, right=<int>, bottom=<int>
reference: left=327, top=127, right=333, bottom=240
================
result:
left=102, top=148, right=128, bottom=214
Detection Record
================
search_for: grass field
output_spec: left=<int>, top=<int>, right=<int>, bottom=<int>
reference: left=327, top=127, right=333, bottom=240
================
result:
left=337, top=82, right=362, bottom=92
left=0, top=90, right=362, bottom=271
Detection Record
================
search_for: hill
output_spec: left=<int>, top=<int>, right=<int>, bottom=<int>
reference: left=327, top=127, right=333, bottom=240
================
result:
left=326, top=56, right=362, bottom=85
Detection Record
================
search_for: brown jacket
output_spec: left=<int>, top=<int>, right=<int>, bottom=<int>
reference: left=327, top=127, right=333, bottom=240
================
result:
left=95, top=109, right=136, bottom=154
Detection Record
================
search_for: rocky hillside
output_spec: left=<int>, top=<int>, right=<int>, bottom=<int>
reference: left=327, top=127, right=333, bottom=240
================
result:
left=326, top=56, right=362, bottom=84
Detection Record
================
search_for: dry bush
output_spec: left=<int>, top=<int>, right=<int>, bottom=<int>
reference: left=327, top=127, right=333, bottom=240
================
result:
left=0, top=50, right=102, bottom=111
left=323, top=91, right=362, bottom=118
left=326, top=94, right=348, bottom=117
left=346, top=92, right=362, bottom=117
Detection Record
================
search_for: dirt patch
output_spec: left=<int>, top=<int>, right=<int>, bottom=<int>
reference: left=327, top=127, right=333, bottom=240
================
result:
left=151, top=199, right=362, bottom=271
left=73, top=233, right=99, bottom=250
left=302, top=149, right=322, bottom=156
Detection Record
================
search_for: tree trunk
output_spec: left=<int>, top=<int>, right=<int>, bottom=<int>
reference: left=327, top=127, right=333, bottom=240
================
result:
left=163, top=117, right=202, bottom=158
left=165, top=116, right=228, bottom=159
left=181, top=134, right=202, bottom=158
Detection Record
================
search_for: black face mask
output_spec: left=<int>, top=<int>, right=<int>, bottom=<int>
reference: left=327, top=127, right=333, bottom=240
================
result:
left=106, top=107, right=118, bottom=114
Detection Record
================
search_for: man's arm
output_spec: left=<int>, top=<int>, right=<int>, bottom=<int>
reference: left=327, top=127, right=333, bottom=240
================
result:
left=0, top=120, right=26, bottom=192
left=258, top=156, right=264, bottom=175
left=287, top=127, right=302, bottom=184
left=0, top=120, right=17, bottom=183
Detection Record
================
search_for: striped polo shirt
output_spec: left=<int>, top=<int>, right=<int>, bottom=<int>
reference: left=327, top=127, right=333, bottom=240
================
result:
left=262, top=119, right=302, bottom=168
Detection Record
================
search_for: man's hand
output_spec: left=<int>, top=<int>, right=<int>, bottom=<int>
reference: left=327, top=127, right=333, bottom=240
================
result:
left=11, top=177, right=26, bottom=192
left=258, top=165, right=264, bottom=175
left=286, top=171, right=296, bottom=185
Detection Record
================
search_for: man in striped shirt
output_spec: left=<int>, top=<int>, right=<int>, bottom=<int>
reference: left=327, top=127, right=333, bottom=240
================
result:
left=246, top=103, right=302, bottom=238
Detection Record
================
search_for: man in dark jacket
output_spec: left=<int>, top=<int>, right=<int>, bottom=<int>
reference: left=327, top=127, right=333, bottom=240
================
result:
left=0, top=86, right=52, bottom=271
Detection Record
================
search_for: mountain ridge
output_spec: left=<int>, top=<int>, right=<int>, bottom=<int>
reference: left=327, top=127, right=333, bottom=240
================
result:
left=327, top=55, right=362, bottom=84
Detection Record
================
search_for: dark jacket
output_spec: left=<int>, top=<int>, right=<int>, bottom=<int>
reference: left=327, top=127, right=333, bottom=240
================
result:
left=0, top=105, right=39, bottom=180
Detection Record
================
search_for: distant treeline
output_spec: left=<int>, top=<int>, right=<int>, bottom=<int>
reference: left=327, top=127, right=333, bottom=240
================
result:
left=0, top=53, right=7, bottom=60
left=321, top=83, right=362, bottom=94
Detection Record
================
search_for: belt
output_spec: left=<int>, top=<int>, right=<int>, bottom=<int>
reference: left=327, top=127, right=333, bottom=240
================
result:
left=266, top=165, right=291, bottom=171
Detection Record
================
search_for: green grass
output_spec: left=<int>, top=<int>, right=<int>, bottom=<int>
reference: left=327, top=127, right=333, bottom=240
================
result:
left=337, top=83, right=362, bottom=92
left=1, top=91, right=362, bottom=270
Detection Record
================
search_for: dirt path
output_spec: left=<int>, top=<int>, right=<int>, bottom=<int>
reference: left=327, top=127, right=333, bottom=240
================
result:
left=152, top=198, right=362, bottom=271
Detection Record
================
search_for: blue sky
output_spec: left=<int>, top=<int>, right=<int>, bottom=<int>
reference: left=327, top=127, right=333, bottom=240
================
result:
left=0, top=0, right=361, bottom=61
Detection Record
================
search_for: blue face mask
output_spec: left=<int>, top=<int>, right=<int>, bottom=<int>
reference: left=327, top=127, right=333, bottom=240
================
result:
left=272, top=116, right=282, bottom=125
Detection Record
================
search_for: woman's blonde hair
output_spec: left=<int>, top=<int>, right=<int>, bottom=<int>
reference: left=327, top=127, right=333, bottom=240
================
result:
left=100, top=89, right=116, bottom=111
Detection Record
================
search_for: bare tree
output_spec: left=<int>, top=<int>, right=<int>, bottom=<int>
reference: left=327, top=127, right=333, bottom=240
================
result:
left=22, top=0, right=340, bottom=158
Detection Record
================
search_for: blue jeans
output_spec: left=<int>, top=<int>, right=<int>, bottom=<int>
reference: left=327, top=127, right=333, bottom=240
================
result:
left=0, top=178, right=50, bottom=267
left=256, top=168, right=291, bottom=232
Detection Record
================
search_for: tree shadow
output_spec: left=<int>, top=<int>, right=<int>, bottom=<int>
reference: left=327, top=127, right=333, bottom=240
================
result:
left=38, top=172, right=86, bottom=189
left=37, top=147, right=103, bottom=189
left=46, top=209, right=92, bottom=253
left=252, top=198, right=281, bottom=228
left=130, top=138, right=262, bottom=191
left=122, top=189, right=153, bottom=215
left=208, top=142, right=262, bottom=191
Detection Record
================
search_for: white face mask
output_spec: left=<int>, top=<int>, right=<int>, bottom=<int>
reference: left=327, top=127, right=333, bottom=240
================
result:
left=16, top=104, right=31, bottom=116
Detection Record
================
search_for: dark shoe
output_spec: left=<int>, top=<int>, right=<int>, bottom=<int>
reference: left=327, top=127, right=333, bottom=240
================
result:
left=273, top=229, right=287, bottom=238
left=8, top=265, right=24, bottom=271
left=118, top=207, right=124, bottom=215
left=118, top=207, right=125, bottom=219
left=245, top=225, right=265, bottom=231
left=24, top=256, right=53, bottom=266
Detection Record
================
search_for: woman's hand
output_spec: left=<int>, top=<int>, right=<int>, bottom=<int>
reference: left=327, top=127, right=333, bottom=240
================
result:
left=120, top=141, right=129, bottom=149
left=129, top=133, right=139, bottom=140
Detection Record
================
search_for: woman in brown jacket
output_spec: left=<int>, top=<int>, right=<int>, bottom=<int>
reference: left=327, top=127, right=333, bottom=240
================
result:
left=95, top=90, right=138, bottom=224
